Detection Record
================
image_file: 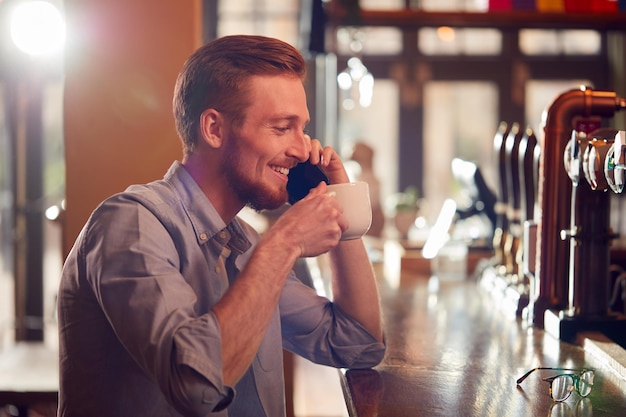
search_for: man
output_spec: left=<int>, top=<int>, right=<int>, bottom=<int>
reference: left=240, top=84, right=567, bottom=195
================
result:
left=57, top=35, right=385, bottom=417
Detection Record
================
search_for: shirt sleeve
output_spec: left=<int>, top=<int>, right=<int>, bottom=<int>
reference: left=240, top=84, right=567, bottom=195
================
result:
left=279, top=273, right=386, bottom=369
left=80, top=194, right=233, bottom=415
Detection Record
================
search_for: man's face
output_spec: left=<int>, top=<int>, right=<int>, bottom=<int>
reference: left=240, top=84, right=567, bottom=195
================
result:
left=222, top=74, right=311, bottom=211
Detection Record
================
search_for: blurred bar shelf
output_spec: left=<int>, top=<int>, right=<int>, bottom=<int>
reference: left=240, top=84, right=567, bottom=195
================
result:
left=328, top=10, right=626, bottom=30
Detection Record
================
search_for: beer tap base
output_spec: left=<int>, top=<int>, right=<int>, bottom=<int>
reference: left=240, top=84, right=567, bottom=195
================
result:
left=478, top=264, right=529, bottom=317
left=544, top=309, right=626, bottom=349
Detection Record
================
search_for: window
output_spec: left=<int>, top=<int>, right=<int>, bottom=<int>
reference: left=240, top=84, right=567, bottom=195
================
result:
left=520, top=29, right=601, bottom=55
left=336, top=26, right=403, bottom=56
left=338, top=80, right=400, bottom=209
left=419, top=27, right=502, bottom=55
left=217, top=0, right=300, bottom=46
left=423, top=81, right=499, bottom=221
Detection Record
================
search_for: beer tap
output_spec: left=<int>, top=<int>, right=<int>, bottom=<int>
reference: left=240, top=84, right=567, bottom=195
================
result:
left=530, top=86, right=626, bottom=328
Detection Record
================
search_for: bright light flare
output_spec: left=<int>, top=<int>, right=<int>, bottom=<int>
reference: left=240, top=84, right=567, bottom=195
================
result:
left=437, top=26, right=456, bottom=43
left=10, top=1, right=66, bottom=56
left=422, top=199, right=457, bottom=259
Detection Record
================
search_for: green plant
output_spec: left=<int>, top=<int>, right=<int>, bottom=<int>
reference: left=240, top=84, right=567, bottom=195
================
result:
left=393, top=186, right=419, bottom=211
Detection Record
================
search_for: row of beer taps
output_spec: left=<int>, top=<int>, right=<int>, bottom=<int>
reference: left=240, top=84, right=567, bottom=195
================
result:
left=482, top=87, right=626, bottom=340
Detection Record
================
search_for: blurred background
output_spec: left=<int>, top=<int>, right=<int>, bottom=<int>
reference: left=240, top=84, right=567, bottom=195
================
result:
left=0, top=0, right=625, bottom=415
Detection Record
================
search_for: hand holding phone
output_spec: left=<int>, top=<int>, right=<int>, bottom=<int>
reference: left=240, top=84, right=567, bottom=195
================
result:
left=286, top=160, right=329, bottom=205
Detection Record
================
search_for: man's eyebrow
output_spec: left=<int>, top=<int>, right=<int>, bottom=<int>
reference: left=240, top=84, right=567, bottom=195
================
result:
left=267, top=114, right=309, bottom=124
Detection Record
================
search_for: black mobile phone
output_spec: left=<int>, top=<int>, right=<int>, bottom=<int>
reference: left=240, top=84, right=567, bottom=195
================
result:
left=286, top=160, right=329, bottom=205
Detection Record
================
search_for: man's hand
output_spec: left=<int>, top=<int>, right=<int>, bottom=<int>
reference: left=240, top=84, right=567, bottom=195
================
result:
left=306, top=137, right=350, bottom=185
left=270, top=182, right=349, bottom=258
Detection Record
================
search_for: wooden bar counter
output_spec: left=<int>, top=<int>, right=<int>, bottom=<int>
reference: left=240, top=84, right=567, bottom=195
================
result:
left=340, top=273, right=626, bottom=417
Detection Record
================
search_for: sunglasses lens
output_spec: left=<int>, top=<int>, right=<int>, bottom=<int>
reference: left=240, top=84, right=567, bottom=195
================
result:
left=551, top=375, right=574, bottom=402
left=578, top=371, right=594, bottom=397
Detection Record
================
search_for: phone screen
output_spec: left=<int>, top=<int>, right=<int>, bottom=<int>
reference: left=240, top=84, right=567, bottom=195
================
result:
left=286, top=160, right=329, bottom=205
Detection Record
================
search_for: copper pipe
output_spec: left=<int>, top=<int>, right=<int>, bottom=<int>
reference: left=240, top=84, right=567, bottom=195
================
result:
left=532, top=86, right=625, bottom=327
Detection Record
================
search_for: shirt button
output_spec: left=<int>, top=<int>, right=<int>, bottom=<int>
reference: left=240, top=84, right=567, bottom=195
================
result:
left=219, top=231, right=227, bottom=239
left=199, top=233, right=208, bottom=241
left=215, top=266, right=221, bottom=273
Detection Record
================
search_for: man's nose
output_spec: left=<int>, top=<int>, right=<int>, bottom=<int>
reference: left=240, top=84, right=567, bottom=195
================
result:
left=288, top=132, right=311, bottom=162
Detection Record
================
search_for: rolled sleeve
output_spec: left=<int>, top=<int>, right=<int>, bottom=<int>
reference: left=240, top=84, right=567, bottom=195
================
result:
left=279, top=275, right=386, bottom=369
left=170, top=313, right=235, bottom=413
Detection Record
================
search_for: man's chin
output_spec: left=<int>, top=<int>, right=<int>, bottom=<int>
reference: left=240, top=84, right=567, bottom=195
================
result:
left=247, top=201, right=285, bottom=213
left=247, top=190, right=288, bottom=212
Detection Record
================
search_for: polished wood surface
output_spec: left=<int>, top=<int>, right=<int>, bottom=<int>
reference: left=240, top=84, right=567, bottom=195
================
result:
left=341, top=274, right=626, bottom=417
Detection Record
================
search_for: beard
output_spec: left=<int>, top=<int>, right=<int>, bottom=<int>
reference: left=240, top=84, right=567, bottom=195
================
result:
left=222, top=138, right=288, bottom=212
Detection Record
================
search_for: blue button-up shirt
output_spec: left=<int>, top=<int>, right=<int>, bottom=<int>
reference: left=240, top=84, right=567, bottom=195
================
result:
left=57, top=161, right=385, bottom=417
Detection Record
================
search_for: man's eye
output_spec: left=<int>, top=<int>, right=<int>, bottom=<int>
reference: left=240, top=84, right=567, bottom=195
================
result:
left=274, top=126, right=290, bottom=133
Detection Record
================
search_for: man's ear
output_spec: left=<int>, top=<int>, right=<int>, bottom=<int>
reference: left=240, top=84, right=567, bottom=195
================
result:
left=199, top=108, right=224, bottom=149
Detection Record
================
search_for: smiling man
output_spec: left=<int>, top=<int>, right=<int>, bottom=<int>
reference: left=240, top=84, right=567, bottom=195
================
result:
left=57, top=35, right=385, bottom=417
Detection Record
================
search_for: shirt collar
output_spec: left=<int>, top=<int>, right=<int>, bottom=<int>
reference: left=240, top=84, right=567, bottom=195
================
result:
left=163, top=161, right=252, bottom=255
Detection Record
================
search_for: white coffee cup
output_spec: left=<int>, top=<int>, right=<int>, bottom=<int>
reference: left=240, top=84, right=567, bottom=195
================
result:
left=327, top=181, right=372, bottom=240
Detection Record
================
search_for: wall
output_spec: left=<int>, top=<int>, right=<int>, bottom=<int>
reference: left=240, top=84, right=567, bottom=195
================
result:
left=63, top=0, right=201, bottom=257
